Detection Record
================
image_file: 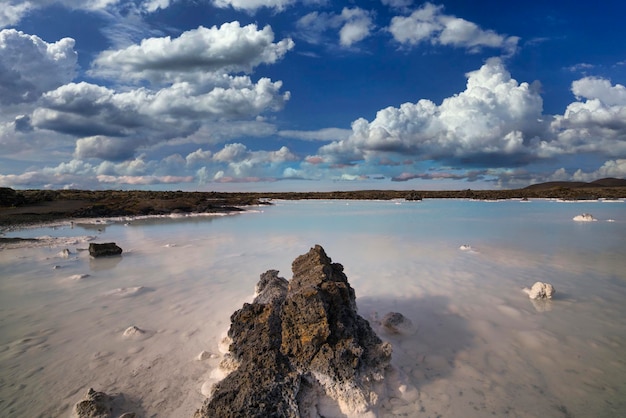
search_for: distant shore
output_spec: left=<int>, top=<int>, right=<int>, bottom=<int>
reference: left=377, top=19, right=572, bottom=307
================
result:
left=1, top=178, right=625, bottom=229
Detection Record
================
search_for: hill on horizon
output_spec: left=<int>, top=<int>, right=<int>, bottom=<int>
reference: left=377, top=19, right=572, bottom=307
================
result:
left=524, top=177, right=626, bottom=190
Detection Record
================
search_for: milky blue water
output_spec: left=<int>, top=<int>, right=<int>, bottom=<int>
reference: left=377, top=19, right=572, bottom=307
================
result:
left=1, top=199, right=625, bottom=417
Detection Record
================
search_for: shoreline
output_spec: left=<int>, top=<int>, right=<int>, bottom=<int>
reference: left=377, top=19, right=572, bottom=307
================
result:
left=2, top=183, right=626, bottom=230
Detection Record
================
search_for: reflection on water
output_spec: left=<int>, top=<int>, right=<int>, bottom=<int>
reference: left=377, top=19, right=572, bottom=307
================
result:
left=0, top=199, right=625, bottom=417
left=89, top=254, right=124, bottom=271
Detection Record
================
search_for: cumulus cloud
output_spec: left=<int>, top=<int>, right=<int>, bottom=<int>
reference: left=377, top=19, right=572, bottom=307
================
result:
left=213, top=143, right=250, bottom=162
left=543, top=77, right=626, bottom=158
left=296, top=7, right=374, bottom=48
left=388, top=3, right=518, bottom=53
left=91, top=22, right=294, bottom=84
left=339, top=8, right=375, bottom=47
left=575, top=159, right=626, bottom=180
left=185, top=148, right=213, bottom=166
left=211, top=143, right=298, bottom=178
left=544, top=159, right=626, bottom=184
left=318, top=58, right=543, bottom=166
left=0, top=29, right=77, bottom=105
left=571, top=77, right=626, bottom=106
left=32, top=77, right=289, bottom=158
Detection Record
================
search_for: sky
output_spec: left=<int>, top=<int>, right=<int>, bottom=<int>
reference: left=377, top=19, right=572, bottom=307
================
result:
left=1, top=0, right=625, bottom=192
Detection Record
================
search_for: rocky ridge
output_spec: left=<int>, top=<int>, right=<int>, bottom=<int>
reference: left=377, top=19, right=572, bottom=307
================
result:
left=194, top=245, right=392, bottom=418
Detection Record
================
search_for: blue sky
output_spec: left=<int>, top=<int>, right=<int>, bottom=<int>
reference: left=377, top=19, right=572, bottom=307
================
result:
left=1, top=0, right=625, bottom=191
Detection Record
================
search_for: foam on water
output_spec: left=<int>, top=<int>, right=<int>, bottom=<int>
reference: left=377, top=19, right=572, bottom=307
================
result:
left=1, top=199, right=625, bottom=417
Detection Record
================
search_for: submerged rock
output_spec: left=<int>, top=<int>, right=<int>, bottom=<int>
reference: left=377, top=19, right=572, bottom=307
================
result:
left=195, top=245, right=392, bottom=418
left=381, top=312, right=415, bottom=335
left=523, top=282, right=556, bottom=300
left=89, top=242, right=123, bottom=257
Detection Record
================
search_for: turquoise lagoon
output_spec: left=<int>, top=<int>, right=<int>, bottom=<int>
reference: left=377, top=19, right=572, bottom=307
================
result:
left=1, top=199, right=625, bottom=417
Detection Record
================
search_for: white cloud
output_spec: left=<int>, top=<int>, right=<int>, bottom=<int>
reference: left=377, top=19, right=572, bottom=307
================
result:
left=544, top=77, right=626, bottom=157
left=0, top=0, right=177, bottom=29
left=0, top=29, right=77, bottom=105
left=296, top=12, right=342, bottom=45
left=547, top=159, right=626, bottom=183
left=318, top=58, right=543, bottom=165
left=213, top=143, right=249, bottom=162
left=141, top=0, right=172, bottom=13
left=339, top=8, right=375, bottom=47
left=212, top=0, right=309, bottom=12
left=381, top=0, right=413, bottom=11
left=571, top=77, right=626, bottom=106
left=211, top=143, right=298, bottom=178
left=279, top=128, right=352, bottom=141
left=0, top=3, right=32, bottom=28
left=31, top=78, right=289, bottom=158
left=580, top=159, right=626, bottom=179
left=97, top=174, right=193, bottom=185
left=91, top=22, right=294, bottom=84
left=388, top=3, right=518, bottom=53
left=185, top=148, right=213, bottom=166
left=296, top=8, right=374, bottom=48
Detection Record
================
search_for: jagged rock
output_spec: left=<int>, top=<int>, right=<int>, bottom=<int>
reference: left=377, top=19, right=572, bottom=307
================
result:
left=72, top=388, right=113, bottom=418
left=195, top=245, right=392, bottom=418
left=253, top=269, right=289, bottom=305
left=381, top=312, right=415, bottom=335
left=523, top=282, right=556, bottom=300
left=89, top=242, right=123, bottom=257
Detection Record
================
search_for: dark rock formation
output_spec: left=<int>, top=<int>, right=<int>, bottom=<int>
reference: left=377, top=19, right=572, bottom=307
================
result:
left=0, top=187, right=25, bottom=207
left=381, top=312, right=415, bottom=335
left=195, top=245, right=392, bottom=418
left=89, top=242, right=123, bottom=257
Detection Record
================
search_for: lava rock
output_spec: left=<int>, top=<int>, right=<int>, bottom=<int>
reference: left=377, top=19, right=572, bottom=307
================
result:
left=195, top=245, right=392, bottom=418
left=89, top=242, right=122, bottom=257
left=381, top=312, right=415, bottom=335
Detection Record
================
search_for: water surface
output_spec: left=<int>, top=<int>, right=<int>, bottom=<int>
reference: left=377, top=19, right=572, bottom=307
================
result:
left=1, top=199, right=625, bottom=417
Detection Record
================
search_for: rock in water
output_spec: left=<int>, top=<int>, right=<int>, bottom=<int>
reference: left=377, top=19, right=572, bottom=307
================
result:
left=523, top=281, right=556, bottom=300
left=89, top=242, right=122, bottom=257
left=381, top=312, right=415, bottom=335
left=72, top=388, right=113, bottom=418
left=195, top=245, right=392, bottom=418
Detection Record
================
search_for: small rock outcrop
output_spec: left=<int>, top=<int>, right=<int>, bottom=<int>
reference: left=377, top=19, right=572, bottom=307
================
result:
left=523, top=282, right=556, bottom=300
left=573, top=213, right=596, bottom=222
left=195, top=245, right=392, bottom=418
left=72, top=388, right=113, bottom=418
left=89, top=242, right=123, bottom=257
left=72, top=388, right=135, bottom=418
left=381, top=312, right=415, bottom=335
